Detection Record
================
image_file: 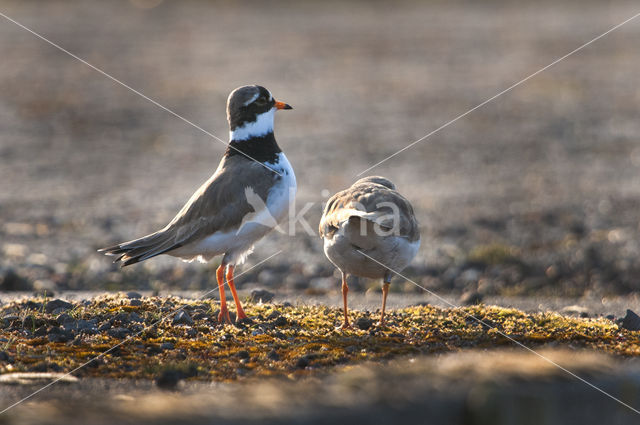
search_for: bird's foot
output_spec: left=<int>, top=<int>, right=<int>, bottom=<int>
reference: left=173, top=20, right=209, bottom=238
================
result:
left=375, top=321, right=388, bottom=329
left=235, top=310, right=248, bottom=322
left=337, top=321, right=352, bottom=331
left=218, top=308, right=232, bottom=324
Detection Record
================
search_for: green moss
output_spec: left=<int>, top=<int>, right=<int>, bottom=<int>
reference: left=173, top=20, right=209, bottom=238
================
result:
left=468, top=243, right=520, bottom=265
left=0, top=295, right=637, bottom=381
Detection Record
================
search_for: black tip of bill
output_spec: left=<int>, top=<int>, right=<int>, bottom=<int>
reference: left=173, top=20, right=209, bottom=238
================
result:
left=283, top=104, right=293, bottom=110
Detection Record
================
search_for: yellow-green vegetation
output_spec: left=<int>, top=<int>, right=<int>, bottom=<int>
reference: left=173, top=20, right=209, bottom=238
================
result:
left=0, top=295, right=638, bottom=382
left=468, top=243, right=520, bottom=265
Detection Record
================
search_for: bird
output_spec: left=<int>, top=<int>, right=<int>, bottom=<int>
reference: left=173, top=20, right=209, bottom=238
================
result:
left=319, top=176, right=420, bottom=328
left=99, top=85, right=296, bottom=324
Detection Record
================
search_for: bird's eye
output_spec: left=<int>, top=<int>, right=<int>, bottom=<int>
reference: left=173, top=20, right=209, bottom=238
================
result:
left=254, top=97, right=267, bottom=106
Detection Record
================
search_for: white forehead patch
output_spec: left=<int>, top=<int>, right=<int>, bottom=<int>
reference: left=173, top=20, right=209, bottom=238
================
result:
left=243, top=91, right=260, bottom=106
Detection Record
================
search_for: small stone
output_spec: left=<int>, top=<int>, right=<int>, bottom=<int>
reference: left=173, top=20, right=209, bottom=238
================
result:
left=113, top=312, right=130, bottom=324
left=267, top=350, right=280, bottom=361
left=355, top=317, right=373, bottom=330
left=173, top=311, right=194, bottom=325
left=236, top=350, right=250, bottom=359
left=295, top=356, right=310, bottom=369
left=45, top=299, right=73, bottom=314
left=129, top=299, right=142, bottom=307
left=22, top=315, right=40, bottom=329
left=98, top=322, right=112, bottom=332
left=621, top=309, right=640, bottom=331
left=0, top=351, right=13, bottom=363
left=47, top=329, right=72, bottom=343
left=156, top=370, right=182, bottom=390
left=606, top=314, right=615, bottom=321
left=267, top=310, right=281, bottom=320
left=126, top=292, right=142, bottom=299
left=460, top=291, right=483, bottom=306
left=160, top=342, right=174, bottom=351
left=250, top=289, right=275, bottom=303
left=108, top=327, right=131, bottom=339
left=129, top=312, right=144, bottom=323
left=24, top=301, right=43, bottom=311
left=273, top=316, right=288, bottom=327
left=0, top=269, right=31, bottom=291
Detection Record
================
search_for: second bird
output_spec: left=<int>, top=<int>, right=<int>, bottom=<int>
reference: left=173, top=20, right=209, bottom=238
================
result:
left=319, top=177, right=420, bottom=328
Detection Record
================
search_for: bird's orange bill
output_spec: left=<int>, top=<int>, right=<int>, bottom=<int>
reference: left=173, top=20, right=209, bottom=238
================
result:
left=275, top=100, right=292, bottom=110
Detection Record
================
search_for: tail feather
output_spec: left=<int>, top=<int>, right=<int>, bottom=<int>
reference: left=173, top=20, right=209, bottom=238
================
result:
left=99, top=230, right=181, bottom=267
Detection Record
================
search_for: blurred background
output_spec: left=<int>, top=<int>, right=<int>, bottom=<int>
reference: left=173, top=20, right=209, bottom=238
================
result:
left=1, top=0, right=640, bottom=305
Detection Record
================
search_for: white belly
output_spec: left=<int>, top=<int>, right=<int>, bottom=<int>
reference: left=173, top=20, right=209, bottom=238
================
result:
left=171, top=153, right=296, bottom=264
left=324, top=230, right=420, bottom=279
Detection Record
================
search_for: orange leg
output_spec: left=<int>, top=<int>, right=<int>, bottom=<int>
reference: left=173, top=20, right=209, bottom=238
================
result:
left=339, top=272, right=351, bottom=329
left=226, top=265, right=247, bottom=321
left=380, top=281, right=390, bottom=326
left=216, top=264, right=232, bottom=324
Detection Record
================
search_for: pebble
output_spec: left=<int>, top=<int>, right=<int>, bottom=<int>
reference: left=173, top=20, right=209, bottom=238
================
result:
left=156, top=370, right=182, bottom=390
left=47, top=328, right=72, bottom=343
left=160, top=342, right=174, bottom=351
left=621, top=309, right=640, bottom=331
left=44, top=299, right=73, bottom=314
left=0, top=351, right=13, bottom=363
left=267, top=350, right=280, bottom=361
left=126, top=292, right=142, bottom=299
left=129, top=299, right=142, bottom=307
left=295, top=356, right=310, bottom=369
left=0, top=269, right=31, bottom=291
left=173, top=311, right=194, bottom=325
left=355, top=317, right=373, bottom=330
left=129, top=312, right=144, bottom=323
left=267, top=310, right=281, bottom=320
left=108, top=327, right=131, bottom=339
left=250, top=289, right=275, bottom=303
left=273, top=316, right=288, bottom=327
left=460, top=290, right=484, bottom=306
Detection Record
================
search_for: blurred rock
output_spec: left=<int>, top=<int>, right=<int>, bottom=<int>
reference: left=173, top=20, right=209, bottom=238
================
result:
left=460, top=291, right=483, bottom=306
left=561, top=305, right=589, bottom=317
left=0, top=269, right=32, bottom=291
left=108, top=327, right=132, bottom=339
left=33, top=279, right=56, bottom=295
left=355, top=317, right=373, bottom=330
left=621, top=309, right=640, bottom=331
left=250, top=289, right=275, bottom=303
left=155, top=370, right=182, bottom=391
left=173, top=311, right=193, bottom=325
left=45, top=299, right=73, bottom=313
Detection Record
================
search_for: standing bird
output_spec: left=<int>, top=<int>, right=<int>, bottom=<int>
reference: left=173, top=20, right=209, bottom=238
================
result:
left=319, top=177, right=420, bottom=328
left=100, top=85, right=295, bottom=323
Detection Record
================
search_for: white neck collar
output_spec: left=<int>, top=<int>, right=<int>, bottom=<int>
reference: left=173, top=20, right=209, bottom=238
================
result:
left=230, top=109, right=275, bottom=141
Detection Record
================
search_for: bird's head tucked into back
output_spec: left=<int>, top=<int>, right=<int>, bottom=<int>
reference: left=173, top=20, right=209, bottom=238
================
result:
left=227, top=85, right=292, bottom=142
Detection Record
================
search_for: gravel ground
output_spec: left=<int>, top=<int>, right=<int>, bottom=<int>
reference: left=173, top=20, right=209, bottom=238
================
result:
left=1, top=0, right=640, bottom=301
left=2, top=350, right=640, bottom=425
left=2, top=2, right=640, bottom=423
